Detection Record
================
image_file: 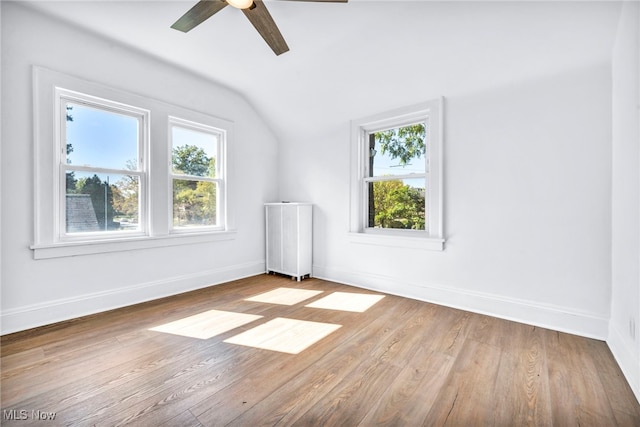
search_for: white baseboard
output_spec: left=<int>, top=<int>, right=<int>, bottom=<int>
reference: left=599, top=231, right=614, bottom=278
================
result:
left=3, top=260, right=611, bottom=341
left=1, top=260, right=265, bottom=335
left=607, top=323, right=640, bottom=404
left=313, top=265, right=609, bottom=340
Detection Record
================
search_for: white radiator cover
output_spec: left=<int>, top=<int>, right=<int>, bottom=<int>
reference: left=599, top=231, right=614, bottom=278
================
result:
left=265, top=203, right=313, bottom=281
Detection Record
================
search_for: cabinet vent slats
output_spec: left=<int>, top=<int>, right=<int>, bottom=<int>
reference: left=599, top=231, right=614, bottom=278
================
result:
left=265, top=203, right=313, bottom=282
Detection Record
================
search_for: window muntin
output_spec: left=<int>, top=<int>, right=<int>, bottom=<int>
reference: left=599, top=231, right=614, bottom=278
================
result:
left=59, top=92, right=146, bottom=238
left=365, top=122, right=428, bottom=231
left=350, top=98, right=443, bottom=247
left=170, top=119, right=225, bottom=230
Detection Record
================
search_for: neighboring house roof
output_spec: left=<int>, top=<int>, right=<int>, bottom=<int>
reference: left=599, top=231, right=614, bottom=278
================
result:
left=66, top=194, right=100, bottom=233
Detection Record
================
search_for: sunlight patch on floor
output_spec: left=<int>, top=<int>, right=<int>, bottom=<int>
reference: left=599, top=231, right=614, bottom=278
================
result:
left=245, top=287, right=323, bottom=305
left=305, top=292, right=385, bottom=312
left=224, top=317, right=342, bottom=354
left=149, top=309, right=263, bottom=339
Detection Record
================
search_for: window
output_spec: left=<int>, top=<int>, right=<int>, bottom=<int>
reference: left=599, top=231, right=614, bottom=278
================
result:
left=366, top=121, right=427, bottom=230
left=350, top=98, right=444, bottom=250
left=170, top=118, right=226, bottom=231
left=59, top=90, right=147, bottom=238
left=32, top=67, right=235, bottom=259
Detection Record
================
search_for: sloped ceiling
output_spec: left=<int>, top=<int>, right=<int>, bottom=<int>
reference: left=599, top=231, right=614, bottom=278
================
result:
left=22, top=1, right=622, bottom=142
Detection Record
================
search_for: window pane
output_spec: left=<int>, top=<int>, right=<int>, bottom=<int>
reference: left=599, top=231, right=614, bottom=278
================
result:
left=368, top=178, right=425, bottom=230
left=65, top=102, right=139, bottom=170
left=173, top=179, right=217, bottom=227
left=65, top=171, right=139, bottom=233
left=370, top=122, right=426, bottom=177
left=172, top=126, right=217, bottom=178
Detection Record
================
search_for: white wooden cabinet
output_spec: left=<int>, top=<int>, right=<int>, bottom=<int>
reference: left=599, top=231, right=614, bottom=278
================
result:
left=265, top=203, right=312, bottom=281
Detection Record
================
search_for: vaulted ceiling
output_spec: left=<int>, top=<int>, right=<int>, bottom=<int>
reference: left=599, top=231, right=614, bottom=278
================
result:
left=23, top=1, right=622, bottom=142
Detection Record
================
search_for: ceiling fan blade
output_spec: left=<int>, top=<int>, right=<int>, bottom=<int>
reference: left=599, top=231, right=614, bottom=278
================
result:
left=242, top=0, right=289, bottom=56
left=171, top=0, right=228, bottom=33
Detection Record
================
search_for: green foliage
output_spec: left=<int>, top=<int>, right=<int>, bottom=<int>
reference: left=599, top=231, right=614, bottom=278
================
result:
left=111, top=181, right=138, bottom=221
left=172, top=145, right=214, bottom=177
left=372, top=180, right=425, bottom=230
left=369, top=122, right=427, bottom=230
left=64, top=142, right=217, bottom=229
left=111, top=160, right=139, bottom=221
left=172, top=145, right=217, bottom=226
left=374, top=123, right=426, bottom=166
left=173, top=180, right=216, bottom=226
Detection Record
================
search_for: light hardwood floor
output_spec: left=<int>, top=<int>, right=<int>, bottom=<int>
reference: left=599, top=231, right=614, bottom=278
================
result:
left=2, top=275, right=639, bottom=426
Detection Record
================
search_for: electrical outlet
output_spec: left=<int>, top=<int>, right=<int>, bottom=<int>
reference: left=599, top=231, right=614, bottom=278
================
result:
left=630, top=317, right=637, bottom=341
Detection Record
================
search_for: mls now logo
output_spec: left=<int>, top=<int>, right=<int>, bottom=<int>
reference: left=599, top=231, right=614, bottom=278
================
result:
left=3, top=410, right=28, bottom=420
left=3, top=409, right=57, bottom=421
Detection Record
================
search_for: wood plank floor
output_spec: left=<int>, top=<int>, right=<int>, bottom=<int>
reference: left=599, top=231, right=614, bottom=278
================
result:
left=2, top=275, right=639, bottom=426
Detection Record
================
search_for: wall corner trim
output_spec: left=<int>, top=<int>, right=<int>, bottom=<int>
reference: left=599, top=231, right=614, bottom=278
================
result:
left=607, top=323, right=640, bottom=405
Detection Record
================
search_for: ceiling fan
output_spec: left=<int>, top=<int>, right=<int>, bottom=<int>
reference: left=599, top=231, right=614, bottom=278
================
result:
left=171, top=0, right=348, bottom=56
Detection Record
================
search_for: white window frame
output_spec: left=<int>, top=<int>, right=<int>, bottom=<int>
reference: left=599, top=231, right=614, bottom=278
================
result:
left=56, top=88, right=149, bottom=241
left=169, top=117, right=227, bottom=233
left=32, top=67, right=236, bottom=260
left=349, top=98, right=444, bottom=251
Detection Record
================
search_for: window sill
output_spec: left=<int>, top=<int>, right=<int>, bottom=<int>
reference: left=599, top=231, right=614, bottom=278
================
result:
left=31, top=230, right=237, bottom=260
left=348, top=232, right=444, bottom=251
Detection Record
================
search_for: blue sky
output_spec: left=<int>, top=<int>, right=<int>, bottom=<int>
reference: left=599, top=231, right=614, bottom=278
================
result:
left=66, top=102, right=138, bottom=170
left=66, top=103, right=217, bottom=171
left=66, top=101, right=410, bottom=178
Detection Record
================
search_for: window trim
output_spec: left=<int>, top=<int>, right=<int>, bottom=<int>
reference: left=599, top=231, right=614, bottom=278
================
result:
left=349, top=98, right=444, bottom=250
left=32, top=67, right=236, bottom=259
left=168, top=116, right=227, bottom=233
left=363, top=120, right=428, bottom=234
left=56, top=88, right=150, bottom=242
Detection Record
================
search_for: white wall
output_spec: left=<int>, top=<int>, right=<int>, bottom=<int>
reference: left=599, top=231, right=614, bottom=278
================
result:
left=0, top=3, right=279, bottom=334
left=609, top=0, right=640, bottom=403
left=279, top=63, right=613, bottom=339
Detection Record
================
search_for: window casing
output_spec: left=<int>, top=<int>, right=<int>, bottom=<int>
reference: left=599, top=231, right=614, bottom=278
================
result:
left=169, top=117, right=226, bottom=232
left=57, top=89, right=149, bottom=241
left=350, top=98, right=444, bottom=250
left=32, top=67, right=235, bottom=259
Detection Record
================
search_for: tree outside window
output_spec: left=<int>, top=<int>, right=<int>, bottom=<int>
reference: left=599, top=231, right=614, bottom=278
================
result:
left=367, top=122, right=427, bottom=231
left=170, top=122, right=223, bottom=229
